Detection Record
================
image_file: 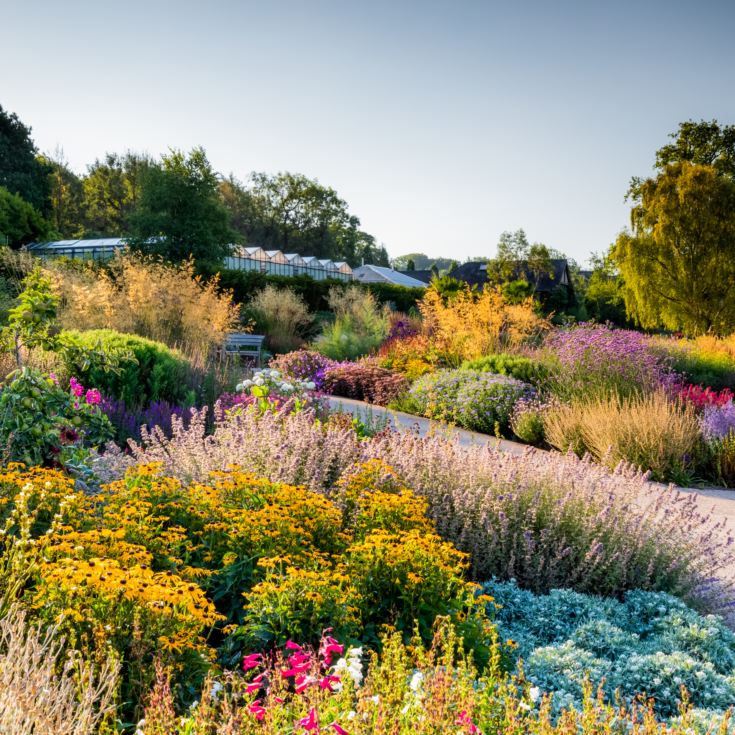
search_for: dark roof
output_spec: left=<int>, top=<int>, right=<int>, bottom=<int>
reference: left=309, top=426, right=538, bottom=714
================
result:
left=449, top=259, right=572, bottom=293
left=398, top=269, right=434, bottom=284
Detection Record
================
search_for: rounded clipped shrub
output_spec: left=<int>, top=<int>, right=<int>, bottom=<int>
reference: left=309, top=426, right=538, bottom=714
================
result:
left=461, top=353, right=549, bottom=385
left=61, top=329, right=194, bottom=407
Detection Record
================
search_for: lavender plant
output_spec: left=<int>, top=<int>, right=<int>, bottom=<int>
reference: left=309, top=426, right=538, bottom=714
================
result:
left=96, top=408, right=735, bottom=612
left=543, top=324, right=677, bottom=400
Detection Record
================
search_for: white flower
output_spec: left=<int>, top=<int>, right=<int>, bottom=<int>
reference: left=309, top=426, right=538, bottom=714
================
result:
left=371, top=694, right=380, bottom=705
left=409, top=670, right=424, bottom=692
left=519, top=701, right=531, bottom=711
left=306, top=381, right=316, bottom=390
left=529, top=686, right=541, bottom=703
left=270, top=370, right=281, bottom=379
left=210, top=681, right=223, bottom=699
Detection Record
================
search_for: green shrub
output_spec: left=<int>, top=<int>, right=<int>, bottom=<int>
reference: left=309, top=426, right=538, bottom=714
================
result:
left=61, top=329, right=194, bottom=407
left=202, top=266, right=425, bottom=313
left=461, top=353, right=549, bottom=385
left=409, top=369, right=535, bottom=434
left=313, top=287, right=389, bottom=360
left=0, top=367, right=112, bottom=466
left=510, top=400, right=547, bottom=445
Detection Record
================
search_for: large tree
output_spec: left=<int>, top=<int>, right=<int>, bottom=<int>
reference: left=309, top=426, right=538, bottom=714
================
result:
left=221, top=172, right=388, bottom=266
left=0, top=186, right=50, bottom=247
left=129, top=147, right=236, bottom=264
left=39, top=148, right=84, bottom=238
left=612, top=161, right=735, bottom=335
left=0, top=105, right=51, bottom=213
left=655, top=119, right=735, bottom=177
left=82, top=152, right=152, bottom=236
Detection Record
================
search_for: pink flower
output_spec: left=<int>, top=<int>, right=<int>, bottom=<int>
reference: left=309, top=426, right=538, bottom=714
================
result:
left=319, top=674, right=341, bottom=692
left=297, top=707, right=318, bottom=731
left=456, top=710, right=481, bottom=734
left=245, top=673, right=265, bottom=694
left=49, top=372, right=58, bottom=384
left=320, top=635, right=344, bottom=666
left=286, top=640, right=303, bottom=651
left=69, top=377, right=84, bottom=398
left=242, top=653, right=263, bottom=671
left=331, top=724, right=350, bottom=735
left=282, top=651, right=312, bottom=678
left=295, top=674, right=314, bottom=693
left=248, top=700, right=265, bottom=721
left=85, top=388, right=101, bottom=406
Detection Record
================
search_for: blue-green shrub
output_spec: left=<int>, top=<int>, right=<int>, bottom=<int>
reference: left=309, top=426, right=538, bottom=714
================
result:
left=485, top=579, right=735, bottom=718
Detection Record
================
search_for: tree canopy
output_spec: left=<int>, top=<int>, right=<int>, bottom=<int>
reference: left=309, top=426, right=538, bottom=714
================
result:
left=83, top=152, right=152, bottom=237
left=612, top=161, right=735, bottom=335
left=0, top=187, right=50, bottom=247
left=0, top=105, right=50, bottom=213
left=220, top=172, right=388, bottom=266
left=129, top=148, right=236, bottom=265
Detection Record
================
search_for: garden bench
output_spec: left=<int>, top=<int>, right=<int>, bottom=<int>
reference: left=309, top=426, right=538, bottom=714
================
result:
left=222, top=333, right=265, bottom=366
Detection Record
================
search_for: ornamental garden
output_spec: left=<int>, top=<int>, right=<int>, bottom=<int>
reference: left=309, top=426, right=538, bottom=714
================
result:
left=1, top=248, right=735, bottom=735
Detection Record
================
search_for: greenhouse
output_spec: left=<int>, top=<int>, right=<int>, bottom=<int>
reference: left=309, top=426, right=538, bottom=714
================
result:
left=26, top=239, right=354, bottom=281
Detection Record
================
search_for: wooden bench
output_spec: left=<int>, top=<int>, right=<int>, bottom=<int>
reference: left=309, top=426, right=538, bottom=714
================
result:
left=222, top=333, right=265, bottom=366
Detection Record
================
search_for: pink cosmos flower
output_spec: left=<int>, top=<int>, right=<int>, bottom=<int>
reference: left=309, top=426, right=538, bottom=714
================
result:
left=242, top=653, right=262, bottom=671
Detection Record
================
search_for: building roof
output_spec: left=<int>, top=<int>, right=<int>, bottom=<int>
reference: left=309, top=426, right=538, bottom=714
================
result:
left=353, top=265, right=428, bottom=288
left=398, top=269, right=434, bottom=284
left=449, top=258, right=572, bottom=292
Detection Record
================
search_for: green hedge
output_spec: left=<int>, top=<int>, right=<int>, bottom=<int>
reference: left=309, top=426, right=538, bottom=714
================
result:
left=460, top=353, right=549, bottom=386
left=61, top=329, right=195, bottom=407
left=197, top=265, right=425, bottom=313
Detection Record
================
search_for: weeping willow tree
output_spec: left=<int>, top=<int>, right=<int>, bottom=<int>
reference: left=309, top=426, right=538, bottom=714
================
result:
left=612, top=161, right=735, bottom=336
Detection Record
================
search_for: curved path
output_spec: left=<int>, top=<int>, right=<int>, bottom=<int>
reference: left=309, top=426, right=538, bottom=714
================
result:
left=327, top=396, right=735, bottom=576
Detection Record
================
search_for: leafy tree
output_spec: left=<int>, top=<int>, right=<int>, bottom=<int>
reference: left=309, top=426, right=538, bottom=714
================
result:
left=82, top=152, right=152, bottom=236
left=129, top=147, right=236, bottom=264
left=392, top=253, right=457, bottom=273
left=655, top=119, right=735, bottom=177
left=222, top=172, right=388, bottom=266
left=0, top=105, right=51, bottom=212
left=39, top=149, right=84, bottom=238
left=0, top=267, right=59, bottom=367
left=488, top=229, right=555, bottom=291
left=0, top=187, right=50, bottom=247
left=612, top=161, right=735, bottom=335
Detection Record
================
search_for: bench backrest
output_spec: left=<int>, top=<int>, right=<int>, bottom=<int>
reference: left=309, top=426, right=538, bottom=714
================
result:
left=225, top=333, right=265, bottom=347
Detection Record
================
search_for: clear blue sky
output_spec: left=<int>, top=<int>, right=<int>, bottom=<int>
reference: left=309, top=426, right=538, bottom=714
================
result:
left=3, top=0, right=734, bottom=265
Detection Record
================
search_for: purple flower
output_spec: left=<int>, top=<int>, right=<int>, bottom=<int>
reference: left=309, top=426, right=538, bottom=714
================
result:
left=701, top=400, right=735, bottom=442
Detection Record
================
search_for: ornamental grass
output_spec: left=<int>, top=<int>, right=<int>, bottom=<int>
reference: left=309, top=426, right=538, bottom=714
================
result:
left=542, top=391, right=702, bottom=483
left=97, top=406, right=735, bottom=613
left=0, top=605, right=119, bottom=735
